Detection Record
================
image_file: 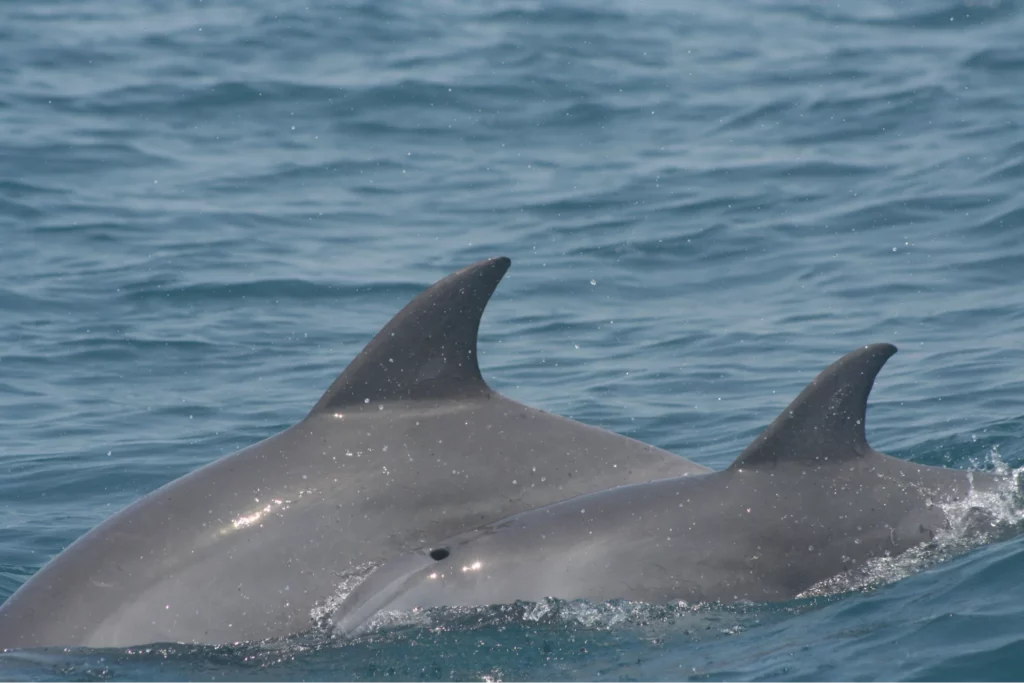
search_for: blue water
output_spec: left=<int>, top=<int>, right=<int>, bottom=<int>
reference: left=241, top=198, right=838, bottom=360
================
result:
left=2, top=0, right=1024, bottom=679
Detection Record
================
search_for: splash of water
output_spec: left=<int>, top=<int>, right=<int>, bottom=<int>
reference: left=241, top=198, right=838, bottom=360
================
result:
left=310, top=562, right=380, bottom=630
left=800, top=451, right=1024, bottom=599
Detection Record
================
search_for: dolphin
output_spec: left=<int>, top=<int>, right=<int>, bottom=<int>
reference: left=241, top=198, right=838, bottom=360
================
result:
left=0, top=256, right=709, bottom=650
left=334, top=343, right=1009, bottom=635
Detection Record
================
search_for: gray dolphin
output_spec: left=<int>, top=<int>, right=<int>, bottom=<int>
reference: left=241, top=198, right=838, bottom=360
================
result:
left=334, top=343, right=1007, bottom=634
left=0, top=257, right=709, bottom=650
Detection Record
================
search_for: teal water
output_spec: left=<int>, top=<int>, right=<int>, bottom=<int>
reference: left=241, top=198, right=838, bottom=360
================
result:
left=2, top=0, right=1024, bottom=679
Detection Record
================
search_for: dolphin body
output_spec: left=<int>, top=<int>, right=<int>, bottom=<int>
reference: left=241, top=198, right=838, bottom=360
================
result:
left=334, top=344, right=1006, bottom=634
left=0, top=257, right=709, bottom=649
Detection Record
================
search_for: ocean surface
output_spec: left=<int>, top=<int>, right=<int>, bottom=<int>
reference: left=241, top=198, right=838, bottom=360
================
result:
left=2, top=0, right=1024, bottom=679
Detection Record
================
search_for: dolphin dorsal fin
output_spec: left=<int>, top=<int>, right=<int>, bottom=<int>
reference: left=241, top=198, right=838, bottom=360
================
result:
left=729, top=343, right=897, bottom=470
left=310, top=257, right=511, bottom=413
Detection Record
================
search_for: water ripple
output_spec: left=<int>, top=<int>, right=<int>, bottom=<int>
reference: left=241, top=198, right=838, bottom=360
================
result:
left=2, top=0, right=1024, bottom=679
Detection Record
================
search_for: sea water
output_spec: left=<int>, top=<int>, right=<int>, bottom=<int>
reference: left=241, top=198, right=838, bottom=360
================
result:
left=1, top=0, right=1023, bottom=679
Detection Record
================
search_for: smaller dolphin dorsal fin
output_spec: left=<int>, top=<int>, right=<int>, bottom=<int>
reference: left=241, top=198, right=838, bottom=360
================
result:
left=310, top=257, right=511, bottom=413
left=729, top=343, right=897, bottom=470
